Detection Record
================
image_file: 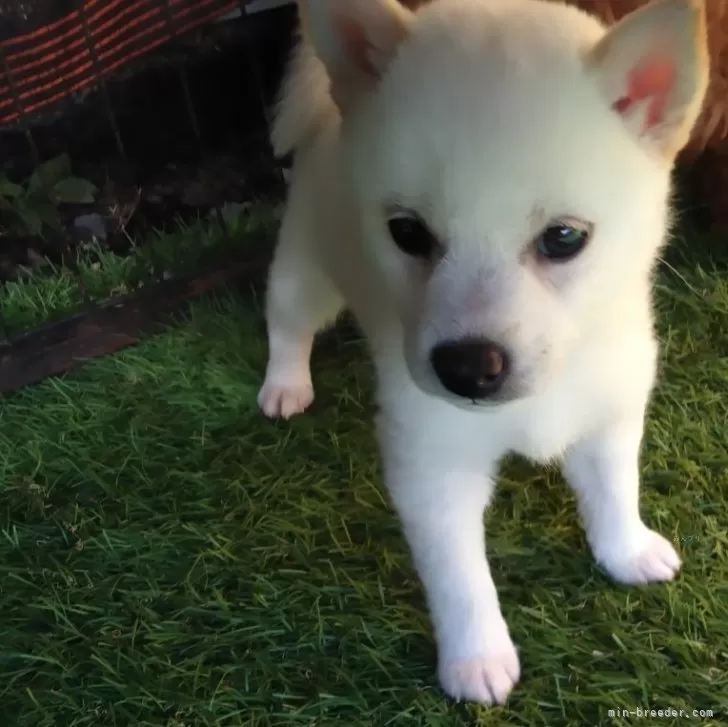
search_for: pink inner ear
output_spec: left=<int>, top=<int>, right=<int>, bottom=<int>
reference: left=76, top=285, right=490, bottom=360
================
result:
left=612, top=51, right=677, bottom=131
left=333, top=13, right=378, bottom=78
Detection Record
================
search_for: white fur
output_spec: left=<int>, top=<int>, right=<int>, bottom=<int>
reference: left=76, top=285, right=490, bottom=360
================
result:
left=258, top=0, right=708, bottom=705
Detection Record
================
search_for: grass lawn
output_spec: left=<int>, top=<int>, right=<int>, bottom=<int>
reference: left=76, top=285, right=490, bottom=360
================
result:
left=0, top=216, right=727, bottom=726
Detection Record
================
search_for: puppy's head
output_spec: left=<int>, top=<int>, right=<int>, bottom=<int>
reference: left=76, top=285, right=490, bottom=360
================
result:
left=305, top=0, right=709, bottom=407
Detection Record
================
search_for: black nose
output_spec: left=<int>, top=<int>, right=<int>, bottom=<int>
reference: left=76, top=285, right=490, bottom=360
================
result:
left=430, top=338, right=510, bottom=400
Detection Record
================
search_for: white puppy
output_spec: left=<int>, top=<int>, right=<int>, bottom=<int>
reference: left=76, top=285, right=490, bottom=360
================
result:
left=257, top=0, right=709, bottom=706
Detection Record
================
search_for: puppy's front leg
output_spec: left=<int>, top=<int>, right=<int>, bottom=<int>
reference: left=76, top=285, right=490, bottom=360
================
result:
left=257, top=195, right=343, bottom=420
left=563, top=417, right=681, bottom=584
left=379, top=414, right=519, bottom=706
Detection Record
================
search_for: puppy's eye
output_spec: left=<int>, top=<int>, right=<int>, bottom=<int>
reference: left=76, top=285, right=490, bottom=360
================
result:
left=536, top=220, right=591, bottom=262
left=387, top=212, right=439, bottom=259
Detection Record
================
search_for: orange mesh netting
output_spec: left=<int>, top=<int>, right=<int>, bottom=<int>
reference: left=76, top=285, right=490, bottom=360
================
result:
left=0, top=0, right=240, bottom=127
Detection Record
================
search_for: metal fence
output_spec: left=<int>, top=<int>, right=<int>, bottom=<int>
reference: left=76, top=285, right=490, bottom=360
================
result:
left=0, top=0, right=295, bottom=385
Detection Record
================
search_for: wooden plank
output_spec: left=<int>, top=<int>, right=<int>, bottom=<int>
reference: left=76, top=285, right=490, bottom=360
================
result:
left=0, top=247, right=271, bottom=395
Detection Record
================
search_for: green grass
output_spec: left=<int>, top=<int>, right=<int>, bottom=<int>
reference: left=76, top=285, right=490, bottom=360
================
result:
left=0, top=202, right=279, bottom=336
left=0, top=221, right=727, bottom=726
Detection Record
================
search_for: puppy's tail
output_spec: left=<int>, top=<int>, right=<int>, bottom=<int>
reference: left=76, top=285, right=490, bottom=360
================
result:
left=269, top=9, right=338, bottom=159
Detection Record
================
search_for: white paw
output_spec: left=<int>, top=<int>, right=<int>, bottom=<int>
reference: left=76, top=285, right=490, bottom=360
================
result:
left=257, top=377, right=314, bottom=420
left=438, top=635, right=520, bottom=706
left=598, top=528, right=681, bottom=585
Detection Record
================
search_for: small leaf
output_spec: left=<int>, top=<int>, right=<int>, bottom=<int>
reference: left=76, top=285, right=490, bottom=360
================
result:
left=53, top=177, right=98, bottom=204
left=0, top=175, right=23, bottom=199
left=28, top=153, right=72, bottom=192
left=15, top=199, right=61, bottom=236
left=33, top=201, right=63, bottom=231
left=15, top=205, right=44, bottom=236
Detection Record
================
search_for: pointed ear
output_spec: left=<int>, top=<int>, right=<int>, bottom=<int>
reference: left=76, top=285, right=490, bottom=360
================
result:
left=586, top=0, right=710, bottom=160
left=299, top=0, right=415, bottom=109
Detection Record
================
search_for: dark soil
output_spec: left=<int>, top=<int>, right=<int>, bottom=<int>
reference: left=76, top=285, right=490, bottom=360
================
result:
left=0, top=4, right=296, bottom=283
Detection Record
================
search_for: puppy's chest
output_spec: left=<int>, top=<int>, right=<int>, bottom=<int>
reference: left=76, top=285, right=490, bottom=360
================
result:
left=497, top=333, right=656, bottom=463
left=496, top=385, right=599, bottom=464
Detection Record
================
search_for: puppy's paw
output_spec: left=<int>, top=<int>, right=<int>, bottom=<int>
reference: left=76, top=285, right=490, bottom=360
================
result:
left=438, top=635, right=520, bottom=706
left=257, top=376, right=314, bottom=420
left=598, top=528, right=681, bottom=585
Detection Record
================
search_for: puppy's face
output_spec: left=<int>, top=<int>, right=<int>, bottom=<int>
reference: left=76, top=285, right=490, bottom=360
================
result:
left=349, top=80, right=669, bottom=406
left=308, top=0, right=709, bottom=407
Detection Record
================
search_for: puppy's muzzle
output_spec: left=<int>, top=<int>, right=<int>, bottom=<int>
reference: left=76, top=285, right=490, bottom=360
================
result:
left=430, top=338, right=510, bottom=400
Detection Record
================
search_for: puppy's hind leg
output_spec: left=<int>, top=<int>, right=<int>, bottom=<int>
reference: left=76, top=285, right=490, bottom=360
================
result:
left=258, top=207, right=343, bottom=420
